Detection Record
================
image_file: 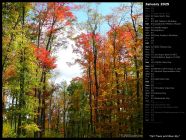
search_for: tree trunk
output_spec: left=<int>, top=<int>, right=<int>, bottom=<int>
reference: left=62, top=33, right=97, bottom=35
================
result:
left=41, top=71, right=46, bottom=137
left=63, top=87, right=66, bottom=138
left=88, top=64, right=93, bottom=133
left=92, top=32, right=99, bottom=127
left=112, top=31, right=121, bottom=136
left=17, top=5, right=25, bottom=137
left=131, top=2, right=142, bottom=134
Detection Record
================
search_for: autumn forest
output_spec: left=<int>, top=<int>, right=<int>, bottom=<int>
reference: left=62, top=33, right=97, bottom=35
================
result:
left=2, top=2, right=143, bottom=138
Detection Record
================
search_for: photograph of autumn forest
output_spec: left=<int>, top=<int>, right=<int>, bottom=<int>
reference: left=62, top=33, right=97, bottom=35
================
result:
left=2, top=2, right=143, bottom=138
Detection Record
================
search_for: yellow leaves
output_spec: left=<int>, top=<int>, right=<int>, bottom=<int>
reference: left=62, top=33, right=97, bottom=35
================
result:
left=102, top=91, right=107, bottom=97
left=3, top=122, right=16, bottom=138
left=114, top=69, right=124, bottom=75
left=23, top=123, right=40, bottom=136
left=136, top=39, right=143, bottom=48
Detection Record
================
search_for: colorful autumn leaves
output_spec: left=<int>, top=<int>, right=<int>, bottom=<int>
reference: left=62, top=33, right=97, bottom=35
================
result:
left=34, top=47, right=56, bottom=69
left=73, top=13, right=143, bottom=135
left=31, top=2, right=76, bottom=70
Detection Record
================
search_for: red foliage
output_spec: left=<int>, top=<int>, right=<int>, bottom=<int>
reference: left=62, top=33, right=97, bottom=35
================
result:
left=75, top=33, right=102, bottom=62
left=44, top=3, right=74, bottom=36
left=47, top=2, right=74, bottom=21
left=76, top=33, right=102, bottom=49
left=107, top=25, right=135, bottom=48
left=34, top=47, right=57, bottom=69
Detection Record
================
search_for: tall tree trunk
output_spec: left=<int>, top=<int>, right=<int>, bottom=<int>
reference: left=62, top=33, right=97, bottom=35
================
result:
left=112, top=31, right=121, bottom=136
left=41, top=71, right=46, bottom=137
left=48, top=92, right=53, bottom=132
left=56, top=107, right=60, bottom=133
left=131, top=2, right=142, bottom=134
left=17, top=5, right=25, bottom=137
left=92, top=33, right=99, bottom=127
left=34, top=68, right=38, bottom=138
left=11, top=93, right=15, bottom=129
left=15, top=97, right=18, bottom=134
left=88, top=64, right=93, bottom=133
left=37, top=70, right=45, bottom=138
left=63, top=87, right=66, bottom=138
left=17, top=42, right=24, bottom=137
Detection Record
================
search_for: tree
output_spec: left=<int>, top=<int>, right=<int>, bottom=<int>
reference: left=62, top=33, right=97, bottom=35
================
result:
left=3, top=2, right=143, bottom=138
left=28, top=2, right=75, bottom=137
left=2, top=2, right=40, bottom=138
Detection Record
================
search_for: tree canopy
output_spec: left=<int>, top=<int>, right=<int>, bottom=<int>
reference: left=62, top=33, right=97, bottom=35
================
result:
left=2, top=2, right=143, bottom=138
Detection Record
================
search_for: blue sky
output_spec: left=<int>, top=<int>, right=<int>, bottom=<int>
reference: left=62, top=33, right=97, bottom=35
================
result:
left=72, top=2, right=131, bottom=35
left=73, top=2, right=125, bottom=22
left=72, top=2, right=142, bottom=35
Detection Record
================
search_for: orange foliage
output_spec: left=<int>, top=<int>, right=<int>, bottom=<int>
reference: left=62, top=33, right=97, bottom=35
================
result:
left=3, top=65, right=17, bottom=81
